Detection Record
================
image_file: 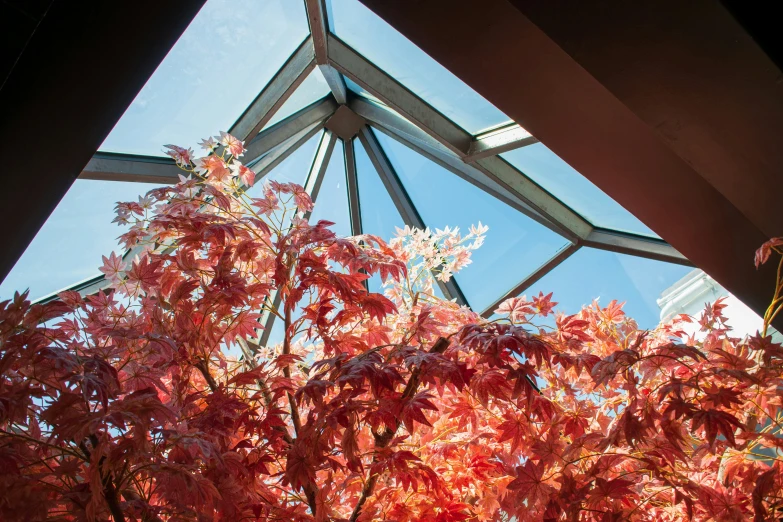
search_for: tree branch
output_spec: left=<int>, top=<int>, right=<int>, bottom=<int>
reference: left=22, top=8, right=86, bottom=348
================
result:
left=349, top=336, right=450, bottom=522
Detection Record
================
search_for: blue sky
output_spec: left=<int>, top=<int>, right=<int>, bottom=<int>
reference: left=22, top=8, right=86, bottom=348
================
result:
left=0, top=0, right=693, bottom=330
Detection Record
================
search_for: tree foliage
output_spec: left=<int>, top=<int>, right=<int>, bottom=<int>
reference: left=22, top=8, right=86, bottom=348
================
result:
left=1, top=133, right=782, bottom=521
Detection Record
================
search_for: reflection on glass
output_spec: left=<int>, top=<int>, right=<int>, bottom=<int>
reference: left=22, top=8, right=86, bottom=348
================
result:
left=0, top=180, right=151, bottom=301
left=525, top=248, right=692, bottom=329
left=309, top=140, right=352, bottom=238
left=501, top=144, right=658, bottom=237
left=330, top=0, right=511, bottom=133
left=101, top=0, right=309, bottom=156
left=374, top=131, right=569, bottom=313
left=264, top=69, right=331, bottom=129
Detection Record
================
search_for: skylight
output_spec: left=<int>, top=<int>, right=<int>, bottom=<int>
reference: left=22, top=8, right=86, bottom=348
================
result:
left=3, top=0, right=692, bottom=329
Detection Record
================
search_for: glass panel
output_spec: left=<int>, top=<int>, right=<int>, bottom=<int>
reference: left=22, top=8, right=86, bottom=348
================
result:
left=309, top=140, right=352, bottom=237
left=101, top=0, right=309, bottom=156
left=330, top=0, right=512, bottom=133
left=354, top=137, right=406, bottom=294
left=373, top=131, right=570, bottom=313
left=264, top=69, right=331, bottom=129
left=501, top=144, right=658, bottom=237
left=0, top=180, right=151, bottom=301
left=248, top=131, right=323, bottom=196
left=525, top=248, right=692, bottom=329
left=344, top=77, right=385, bottom=106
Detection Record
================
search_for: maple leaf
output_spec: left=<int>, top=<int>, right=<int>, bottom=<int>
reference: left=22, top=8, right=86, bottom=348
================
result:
left=690, top=408, right=745, bottom=446
left=470, top=369, right=511, bottom=406
left=399, top=391, right=439, bottom=433
left=754, top=237, right=783, bottom=267
left=507, top=460, right=552, bottom=507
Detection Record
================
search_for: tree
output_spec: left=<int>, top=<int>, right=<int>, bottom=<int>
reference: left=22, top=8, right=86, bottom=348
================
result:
left=1, top=133, right=782, bottom=521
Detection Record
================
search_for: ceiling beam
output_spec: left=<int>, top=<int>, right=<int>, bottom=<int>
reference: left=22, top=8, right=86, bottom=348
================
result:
left=304, top=0, right=348, bottom=104
left=356, top=0, right=781, bottom=327
left=0, top=0, right=206, bottom=285
left=357, top=126, right=470, bottom=306
left=79, top=152, right=182, bottom=184
left=329, top=35, right=472, bottom=156
left=245, top=96, right=337, bottom=163
left=229, top=37, right=316, bottom=143
left=349, top=97, right=587, bottom=240
left=466, top=124, right=538, bottom=162
left=344, top=139, right=363, bottom=236
left=584, top=229, right=691, bottom=266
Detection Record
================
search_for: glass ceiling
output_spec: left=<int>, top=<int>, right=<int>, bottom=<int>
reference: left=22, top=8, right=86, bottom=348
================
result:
left=1, top=0, right=693, bottom=331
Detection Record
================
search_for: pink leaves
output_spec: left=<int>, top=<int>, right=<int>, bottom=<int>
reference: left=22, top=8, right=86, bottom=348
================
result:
left=754, top=237, right=783, bottom=268
left=219, top=131, right=245, bottom=158
left=99, top=251, right=125, bottom=283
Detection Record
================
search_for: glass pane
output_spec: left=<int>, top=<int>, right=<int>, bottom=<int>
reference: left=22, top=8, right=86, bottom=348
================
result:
left=0, top=180, right=151, bottom=301
left=309, top=140, right=352, bottom=237
left=354, top=137, right=406, bottom=294
left=101, top=0, right=309, bottom=156
left=264, top=69, right=331, bottom=129
left=330, top=0, right=512, bottom=133
left=525, top=248, right=692, bottom=329
left=501, top=144, right=658, bottom=237
left=373, top=131, right=570, bottom=313
left=248, top=131, right=323, bottom=196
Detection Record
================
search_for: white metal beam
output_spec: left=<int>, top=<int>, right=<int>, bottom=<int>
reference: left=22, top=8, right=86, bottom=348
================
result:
left=344, top=139, right=362, bottom=236
left=229, top=37, right=316, bottom=143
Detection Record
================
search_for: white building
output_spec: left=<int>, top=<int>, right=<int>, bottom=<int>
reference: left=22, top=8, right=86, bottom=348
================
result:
left=658, top=268, right=782, bottom=342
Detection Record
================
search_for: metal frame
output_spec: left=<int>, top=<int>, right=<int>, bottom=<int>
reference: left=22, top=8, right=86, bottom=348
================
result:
left=305, top=0, right=348, bottom=104
left=35, top=5, right=694, bottom=315
left=344, top=138, right=362, bottom=236
left=229, top=37, right=316, bottom=143
left=357, top=126, right=469, bottom=306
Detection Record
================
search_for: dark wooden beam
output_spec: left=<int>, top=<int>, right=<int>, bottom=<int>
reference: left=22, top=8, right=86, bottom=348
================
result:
left=357, top=0, right=782, bottom=325
left=0, top=0, right=205, bottom=283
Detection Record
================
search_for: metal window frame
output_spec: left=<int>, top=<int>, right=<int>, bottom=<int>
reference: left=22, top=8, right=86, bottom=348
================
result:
left=357, top=126, right=470, bottom=306
left=38, top=4, right=693, bottom=315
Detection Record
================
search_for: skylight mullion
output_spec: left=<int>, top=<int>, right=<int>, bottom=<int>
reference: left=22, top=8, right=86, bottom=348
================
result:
left=253, top=123, right=324, bottom=179
left=466, top=124, right=539, bottom=162
left=357, top=126, right=470, bottom=308
left=328, top=35, right=472, bottom=156
left=305, top=0, right=349, bottom=104
left=245, top=96, right=338, bottom=164
left=479, top=244, right=580, bottom=319
left=79, top=152, right=182, bottom=185
left=583, top=229, right=691, bottom=266
left=344, top=139, right=363, bottom=236
left=229, top=36, right=316, bottom=143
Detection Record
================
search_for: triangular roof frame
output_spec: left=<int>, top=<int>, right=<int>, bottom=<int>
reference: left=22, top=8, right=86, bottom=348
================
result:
left=45, top=0, right=690, bottom=323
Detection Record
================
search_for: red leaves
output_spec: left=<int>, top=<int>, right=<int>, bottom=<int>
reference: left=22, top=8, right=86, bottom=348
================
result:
left=507, top=460, right=552, bottom=507
left=399, top=391, right=438, bottom=432
left=690, top=408, right=745, bottom=447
